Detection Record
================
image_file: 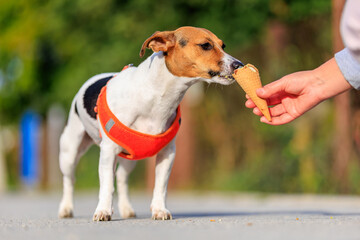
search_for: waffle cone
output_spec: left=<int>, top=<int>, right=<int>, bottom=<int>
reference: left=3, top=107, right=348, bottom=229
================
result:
left=233, top=64, right=271, bottom=121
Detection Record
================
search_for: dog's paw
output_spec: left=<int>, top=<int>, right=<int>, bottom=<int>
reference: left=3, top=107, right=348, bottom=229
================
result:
left=119, top=205, right=136, bottom=219
left=58, top=203, right=74, bottom=218
left=59, top=207, right=73, bottom=218
left=151, top=208, right=173, bottom=220
left=93, top=210, right=112, bottom=221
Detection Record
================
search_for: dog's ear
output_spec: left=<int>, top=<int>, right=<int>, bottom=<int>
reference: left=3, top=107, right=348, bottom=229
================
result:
left=140, top=31, right=176, bottom=58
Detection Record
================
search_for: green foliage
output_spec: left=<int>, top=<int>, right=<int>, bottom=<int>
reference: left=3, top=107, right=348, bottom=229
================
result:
left=0, top=0, right=331, bottom=118
left=0, top=0, right=331, bottom=121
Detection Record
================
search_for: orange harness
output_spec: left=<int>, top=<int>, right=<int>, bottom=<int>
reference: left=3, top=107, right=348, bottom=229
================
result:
left=95, top=68, right=181, bottom=160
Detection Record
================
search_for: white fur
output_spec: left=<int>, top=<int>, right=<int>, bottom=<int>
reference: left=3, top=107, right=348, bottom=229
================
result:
left=58, top=49, right=240, bottom=221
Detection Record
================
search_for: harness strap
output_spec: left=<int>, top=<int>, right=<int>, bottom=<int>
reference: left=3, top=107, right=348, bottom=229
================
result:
left=96, top=85, right=181, bottom=160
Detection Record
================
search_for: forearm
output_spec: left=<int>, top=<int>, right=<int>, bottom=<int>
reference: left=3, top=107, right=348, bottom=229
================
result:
left=313, top=57, right=352, bottom=101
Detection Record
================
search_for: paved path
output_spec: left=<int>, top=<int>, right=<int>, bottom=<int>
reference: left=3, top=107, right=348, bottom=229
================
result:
left=0, top=192, right=360, bottom=240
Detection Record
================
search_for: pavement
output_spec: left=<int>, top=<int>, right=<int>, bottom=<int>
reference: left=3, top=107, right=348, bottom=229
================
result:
left=0, top=191, right=360, bottom=240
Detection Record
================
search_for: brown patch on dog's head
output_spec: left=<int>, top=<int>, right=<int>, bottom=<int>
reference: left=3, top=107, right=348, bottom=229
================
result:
left=140, top=26, right=226, bottom=79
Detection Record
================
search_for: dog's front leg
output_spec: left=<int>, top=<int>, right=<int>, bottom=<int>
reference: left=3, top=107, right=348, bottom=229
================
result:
left=93, top=139, right=119, bottom=221
left=151, top=139, right=176, bottom=220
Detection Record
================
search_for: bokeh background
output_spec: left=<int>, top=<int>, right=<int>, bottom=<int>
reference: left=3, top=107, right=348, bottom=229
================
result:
left=1, top=0, right=359, bottom=194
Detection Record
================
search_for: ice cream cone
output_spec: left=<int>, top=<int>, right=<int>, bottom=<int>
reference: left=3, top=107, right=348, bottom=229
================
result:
left=232, top=64, right=271, bottom=121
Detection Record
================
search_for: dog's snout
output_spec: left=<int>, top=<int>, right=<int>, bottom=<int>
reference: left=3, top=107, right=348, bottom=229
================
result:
left=231, top=61, right=244, bottom=71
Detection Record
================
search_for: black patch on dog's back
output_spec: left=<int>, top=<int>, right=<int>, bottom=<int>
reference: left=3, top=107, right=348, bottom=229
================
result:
left=83, top=76, right=113, bottom=119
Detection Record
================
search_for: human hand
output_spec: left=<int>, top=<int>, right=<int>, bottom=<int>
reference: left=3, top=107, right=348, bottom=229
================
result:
left=245, top=58, right=351, bottom=125
left=245, top=71, right=323, bottom=125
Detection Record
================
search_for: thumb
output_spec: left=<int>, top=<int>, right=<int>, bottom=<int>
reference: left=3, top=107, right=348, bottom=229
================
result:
left=256, top=78, right=287, bottom=98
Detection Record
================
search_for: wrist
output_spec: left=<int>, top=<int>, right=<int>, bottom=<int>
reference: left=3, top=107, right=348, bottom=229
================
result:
left=312, top=58, right=352, bottom=101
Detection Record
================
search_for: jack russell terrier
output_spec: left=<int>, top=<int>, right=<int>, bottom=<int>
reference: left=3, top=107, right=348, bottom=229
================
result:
left=58, top=26, right=243, bottom=221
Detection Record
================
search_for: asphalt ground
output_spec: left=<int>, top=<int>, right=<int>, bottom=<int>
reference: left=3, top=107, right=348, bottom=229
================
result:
left=0, top=191, right=360, bottom=240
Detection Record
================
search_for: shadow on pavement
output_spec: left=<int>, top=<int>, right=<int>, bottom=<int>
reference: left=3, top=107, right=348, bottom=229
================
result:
left=172, top=210, right=360, bottom=218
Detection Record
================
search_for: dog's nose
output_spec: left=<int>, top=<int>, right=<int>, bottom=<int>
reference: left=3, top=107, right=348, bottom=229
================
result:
left=231, top=61, right=244, bottom=71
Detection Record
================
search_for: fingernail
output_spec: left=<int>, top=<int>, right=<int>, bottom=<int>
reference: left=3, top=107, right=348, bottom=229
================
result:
left=257, top=88, right=264, bottom=95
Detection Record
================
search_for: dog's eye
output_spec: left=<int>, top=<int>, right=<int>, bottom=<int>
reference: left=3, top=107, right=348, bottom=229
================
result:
left=199, top=42, right=213, bottom=51
left=222, top=43, right=226, bottom=49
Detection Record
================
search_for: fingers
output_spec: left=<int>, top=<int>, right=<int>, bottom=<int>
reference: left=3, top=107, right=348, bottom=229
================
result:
left=269, top=104, right=286, bottom=117
left=245, top=75, right=291, bottom=108
left=260, top=114, right=295, bottom=126
left=251, top=104, right=285, bottom=117
left=251, top=104, right=295, bottom=125
left=245, top=99, right=256, bottom=108
left=245, top=92, right=285, bottom=109
left=244, top=77, right=296, bottom=126
left=245, top=97, right=279, bottom=109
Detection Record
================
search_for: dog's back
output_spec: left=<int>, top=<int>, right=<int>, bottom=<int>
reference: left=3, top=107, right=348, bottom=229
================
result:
left=70, top=73, right=117, bottom=144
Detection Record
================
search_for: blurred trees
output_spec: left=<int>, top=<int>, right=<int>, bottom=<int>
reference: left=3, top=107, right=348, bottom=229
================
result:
left=0, top=0, right=331, bottom=121
left=2, top=0, right=359, bottom=193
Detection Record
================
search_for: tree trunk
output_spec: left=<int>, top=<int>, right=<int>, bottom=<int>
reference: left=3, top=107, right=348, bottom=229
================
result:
left=332, top=0, right=351, bottom=192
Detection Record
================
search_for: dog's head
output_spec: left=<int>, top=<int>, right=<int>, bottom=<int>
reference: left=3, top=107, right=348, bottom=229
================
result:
left=140, top=26, right=243, bottom=85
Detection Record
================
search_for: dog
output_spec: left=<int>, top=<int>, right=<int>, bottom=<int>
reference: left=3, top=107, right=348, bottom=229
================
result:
left=58, top=26, right=243, bottom=221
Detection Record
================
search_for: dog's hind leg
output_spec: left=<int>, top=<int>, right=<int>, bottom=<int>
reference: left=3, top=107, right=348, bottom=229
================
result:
left=116, top=157, right=137, bottom=219
left=58, top=106, right=93, bottom=218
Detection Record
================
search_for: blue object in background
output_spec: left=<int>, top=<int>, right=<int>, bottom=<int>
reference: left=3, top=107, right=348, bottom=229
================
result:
left=20, top=111, right=41, bottom=187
